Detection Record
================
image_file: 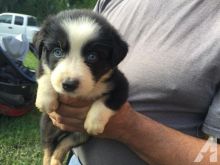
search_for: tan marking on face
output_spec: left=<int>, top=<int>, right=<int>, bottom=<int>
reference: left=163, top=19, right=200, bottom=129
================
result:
left=85, top=70, right=113, bottom=99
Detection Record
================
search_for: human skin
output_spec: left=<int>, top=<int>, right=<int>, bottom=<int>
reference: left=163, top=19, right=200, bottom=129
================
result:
left=49, top=95, right=220, bottom=165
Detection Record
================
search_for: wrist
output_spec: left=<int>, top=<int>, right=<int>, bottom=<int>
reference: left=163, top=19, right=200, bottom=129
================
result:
left=101, top=102, right=140, bottom=142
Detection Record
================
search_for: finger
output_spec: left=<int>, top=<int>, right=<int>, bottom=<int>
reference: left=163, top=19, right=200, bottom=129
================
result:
left=49, top=110, right=85, bottom=126
left=49, top=112, right=86, bottom=132
left=59, top=94, right=92, bottom=107
left=49, top=115, right=56, bottom=125
left=48, top=111, right=57, bottom=121
left=55, top=104, right=89, bottom=119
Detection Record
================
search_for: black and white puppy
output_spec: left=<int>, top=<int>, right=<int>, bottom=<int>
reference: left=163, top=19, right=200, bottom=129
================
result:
left=34, top=10, right=128, bottom=165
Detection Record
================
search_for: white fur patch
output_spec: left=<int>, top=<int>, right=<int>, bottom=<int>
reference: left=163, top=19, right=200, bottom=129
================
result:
left=84, top=98, right=115, bottom=135
left=62, top=17, right=100, bottom=51
left=36, top=73, right=58, bottom=113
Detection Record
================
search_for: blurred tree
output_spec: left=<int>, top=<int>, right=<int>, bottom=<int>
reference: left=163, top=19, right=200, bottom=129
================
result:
left=68, top=0, right=97, bottom=8
left=0, top=0, right=96, bottom=22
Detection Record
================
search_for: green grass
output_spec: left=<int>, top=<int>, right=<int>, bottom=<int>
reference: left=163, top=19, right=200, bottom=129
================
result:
left=0, top=111, right=42, bottom=165
left=23, top=51, right=39, bottom=70
left=0, top=52, right=42, bottom=165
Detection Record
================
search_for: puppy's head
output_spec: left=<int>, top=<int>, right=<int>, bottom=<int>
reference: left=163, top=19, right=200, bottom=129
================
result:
left=34, top=10, right=128, bottom=98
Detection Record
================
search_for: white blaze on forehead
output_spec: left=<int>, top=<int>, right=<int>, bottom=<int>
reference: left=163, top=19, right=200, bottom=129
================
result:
left=61, top=17, right=100, bottom=51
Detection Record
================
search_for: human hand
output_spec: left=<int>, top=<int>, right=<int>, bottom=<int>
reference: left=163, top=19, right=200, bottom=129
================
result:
left=48, top=94, right=133, bottom=140
left=48, top=94, right=93, bottom=132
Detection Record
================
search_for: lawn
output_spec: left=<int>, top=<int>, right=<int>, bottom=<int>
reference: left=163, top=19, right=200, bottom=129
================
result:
left=0, top=110, right=42, bottom=165
left=0, top=52, right=43, bottom=165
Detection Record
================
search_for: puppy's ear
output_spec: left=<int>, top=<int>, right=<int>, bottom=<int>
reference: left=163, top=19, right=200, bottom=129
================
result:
left=33, top=30, right=45, bottom=59
left=112, top=36, right=128, bottom=67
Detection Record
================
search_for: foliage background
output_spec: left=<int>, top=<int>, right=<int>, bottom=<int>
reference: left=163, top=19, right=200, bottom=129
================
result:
left=0, top=0, right=97, bottom=22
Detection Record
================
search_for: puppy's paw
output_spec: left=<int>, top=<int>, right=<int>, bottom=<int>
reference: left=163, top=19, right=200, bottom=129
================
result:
left=36, top=74, right=58, bottom=113
left=84, top=118, right=105, bottom=135
left=84, top=100, right=116, bottom=135
left=35, top=96, right=58, bottom=113
left=50, top=158, right=62, bottom=165
left=35, top=92, right=58, bottom=113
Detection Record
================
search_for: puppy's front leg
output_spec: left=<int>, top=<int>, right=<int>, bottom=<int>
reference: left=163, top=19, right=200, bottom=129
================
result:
left=43, top=146, right=53, bottom=165
left=35, top=74, right=58, bottom=113
left=50, top=132, right=89, bottom=165
left=84, top=98, right=115, bottom=135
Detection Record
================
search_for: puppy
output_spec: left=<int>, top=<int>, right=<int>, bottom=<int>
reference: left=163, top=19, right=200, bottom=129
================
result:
left=34, top=9, right=128, bottom=165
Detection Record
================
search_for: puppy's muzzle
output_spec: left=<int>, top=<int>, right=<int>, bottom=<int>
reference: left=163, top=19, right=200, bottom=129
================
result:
left=62, top=79, right=79, bottom=92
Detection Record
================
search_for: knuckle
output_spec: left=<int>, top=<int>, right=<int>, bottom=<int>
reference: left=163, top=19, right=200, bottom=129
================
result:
left=51, top=120, right=56, bottom=126
left=59, top=124, right=71, bottom=131
left=59, top=125, right=65, bottom=131
left=56, top=115, right=63, bottom=123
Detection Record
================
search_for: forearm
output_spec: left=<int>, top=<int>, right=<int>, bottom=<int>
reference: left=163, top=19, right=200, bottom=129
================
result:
left=103, top=103, right=220, bottom=165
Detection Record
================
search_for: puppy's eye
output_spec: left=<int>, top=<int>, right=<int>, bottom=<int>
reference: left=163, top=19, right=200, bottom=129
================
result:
left=52, top=48, right=64, bottom=58
left=86, top=52, right=98, bottom=63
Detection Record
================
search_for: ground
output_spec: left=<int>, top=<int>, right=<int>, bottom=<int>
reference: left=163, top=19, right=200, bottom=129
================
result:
left=0, top=110, right=42, bottom=165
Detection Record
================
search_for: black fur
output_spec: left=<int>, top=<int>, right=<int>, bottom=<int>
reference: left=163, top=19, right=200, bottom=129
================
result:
left=34, top=9, right=129, bottom=165
left=105, top=69, right=129, bottom=110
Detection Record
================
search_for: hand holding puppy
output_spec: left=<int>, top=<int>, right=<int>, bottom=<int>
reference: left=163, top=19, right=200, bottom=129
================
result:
left=48, top=95, right=92, bottom=132
left=49, top=95, right=132, bottom=140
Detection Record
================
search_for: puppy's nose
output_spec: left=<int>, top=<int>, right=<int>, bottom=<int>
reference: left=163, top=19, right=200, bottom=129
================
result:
left=62, top=79, right=79, bottom=92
